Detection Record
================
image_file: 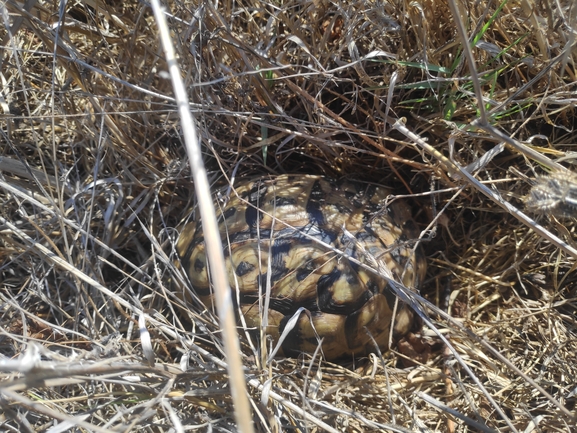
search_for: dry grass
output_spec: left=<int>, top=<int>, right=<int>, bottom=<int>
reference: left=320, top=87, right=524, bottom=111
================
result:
left=1, top=0, right=576, bottom=431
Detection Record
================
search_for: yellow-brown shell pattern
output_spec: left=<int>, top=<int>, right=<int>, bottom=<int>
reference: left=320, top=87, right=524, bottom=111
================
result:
left=176, top=175, right=426, bottom=360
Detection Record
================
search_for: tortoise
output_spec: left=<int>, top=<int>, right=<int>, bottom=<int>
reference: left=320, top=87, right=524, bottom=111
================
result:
left=175, top=174, right=426, bottom=360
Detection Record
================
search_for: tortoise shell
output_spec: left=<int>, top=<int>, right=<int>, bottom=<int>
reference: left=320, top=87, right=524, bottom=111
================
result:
left=176, top=175, right=426, bottom=360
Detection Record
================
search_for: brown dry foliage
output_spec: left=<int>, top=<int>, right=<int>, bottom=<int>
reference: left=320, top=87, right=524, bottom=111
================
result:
left=1, top=0, right=576, bottom=432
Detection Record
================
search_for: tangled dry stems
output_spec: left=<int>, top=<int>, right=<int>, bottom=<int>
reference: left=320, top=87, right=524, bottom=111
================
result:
left=1, top=0, right=576, bottom=431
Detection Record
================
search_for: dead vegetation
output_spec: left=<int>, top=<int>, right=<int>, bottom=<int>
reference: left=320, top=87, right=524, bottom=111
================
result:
left=1, top=0, right=576, bottom=431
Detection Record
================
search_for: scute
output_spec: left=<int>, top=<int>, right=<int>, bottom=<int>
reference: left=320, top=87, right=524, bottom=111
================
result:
left=176, top=175, right=426, bottom=360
